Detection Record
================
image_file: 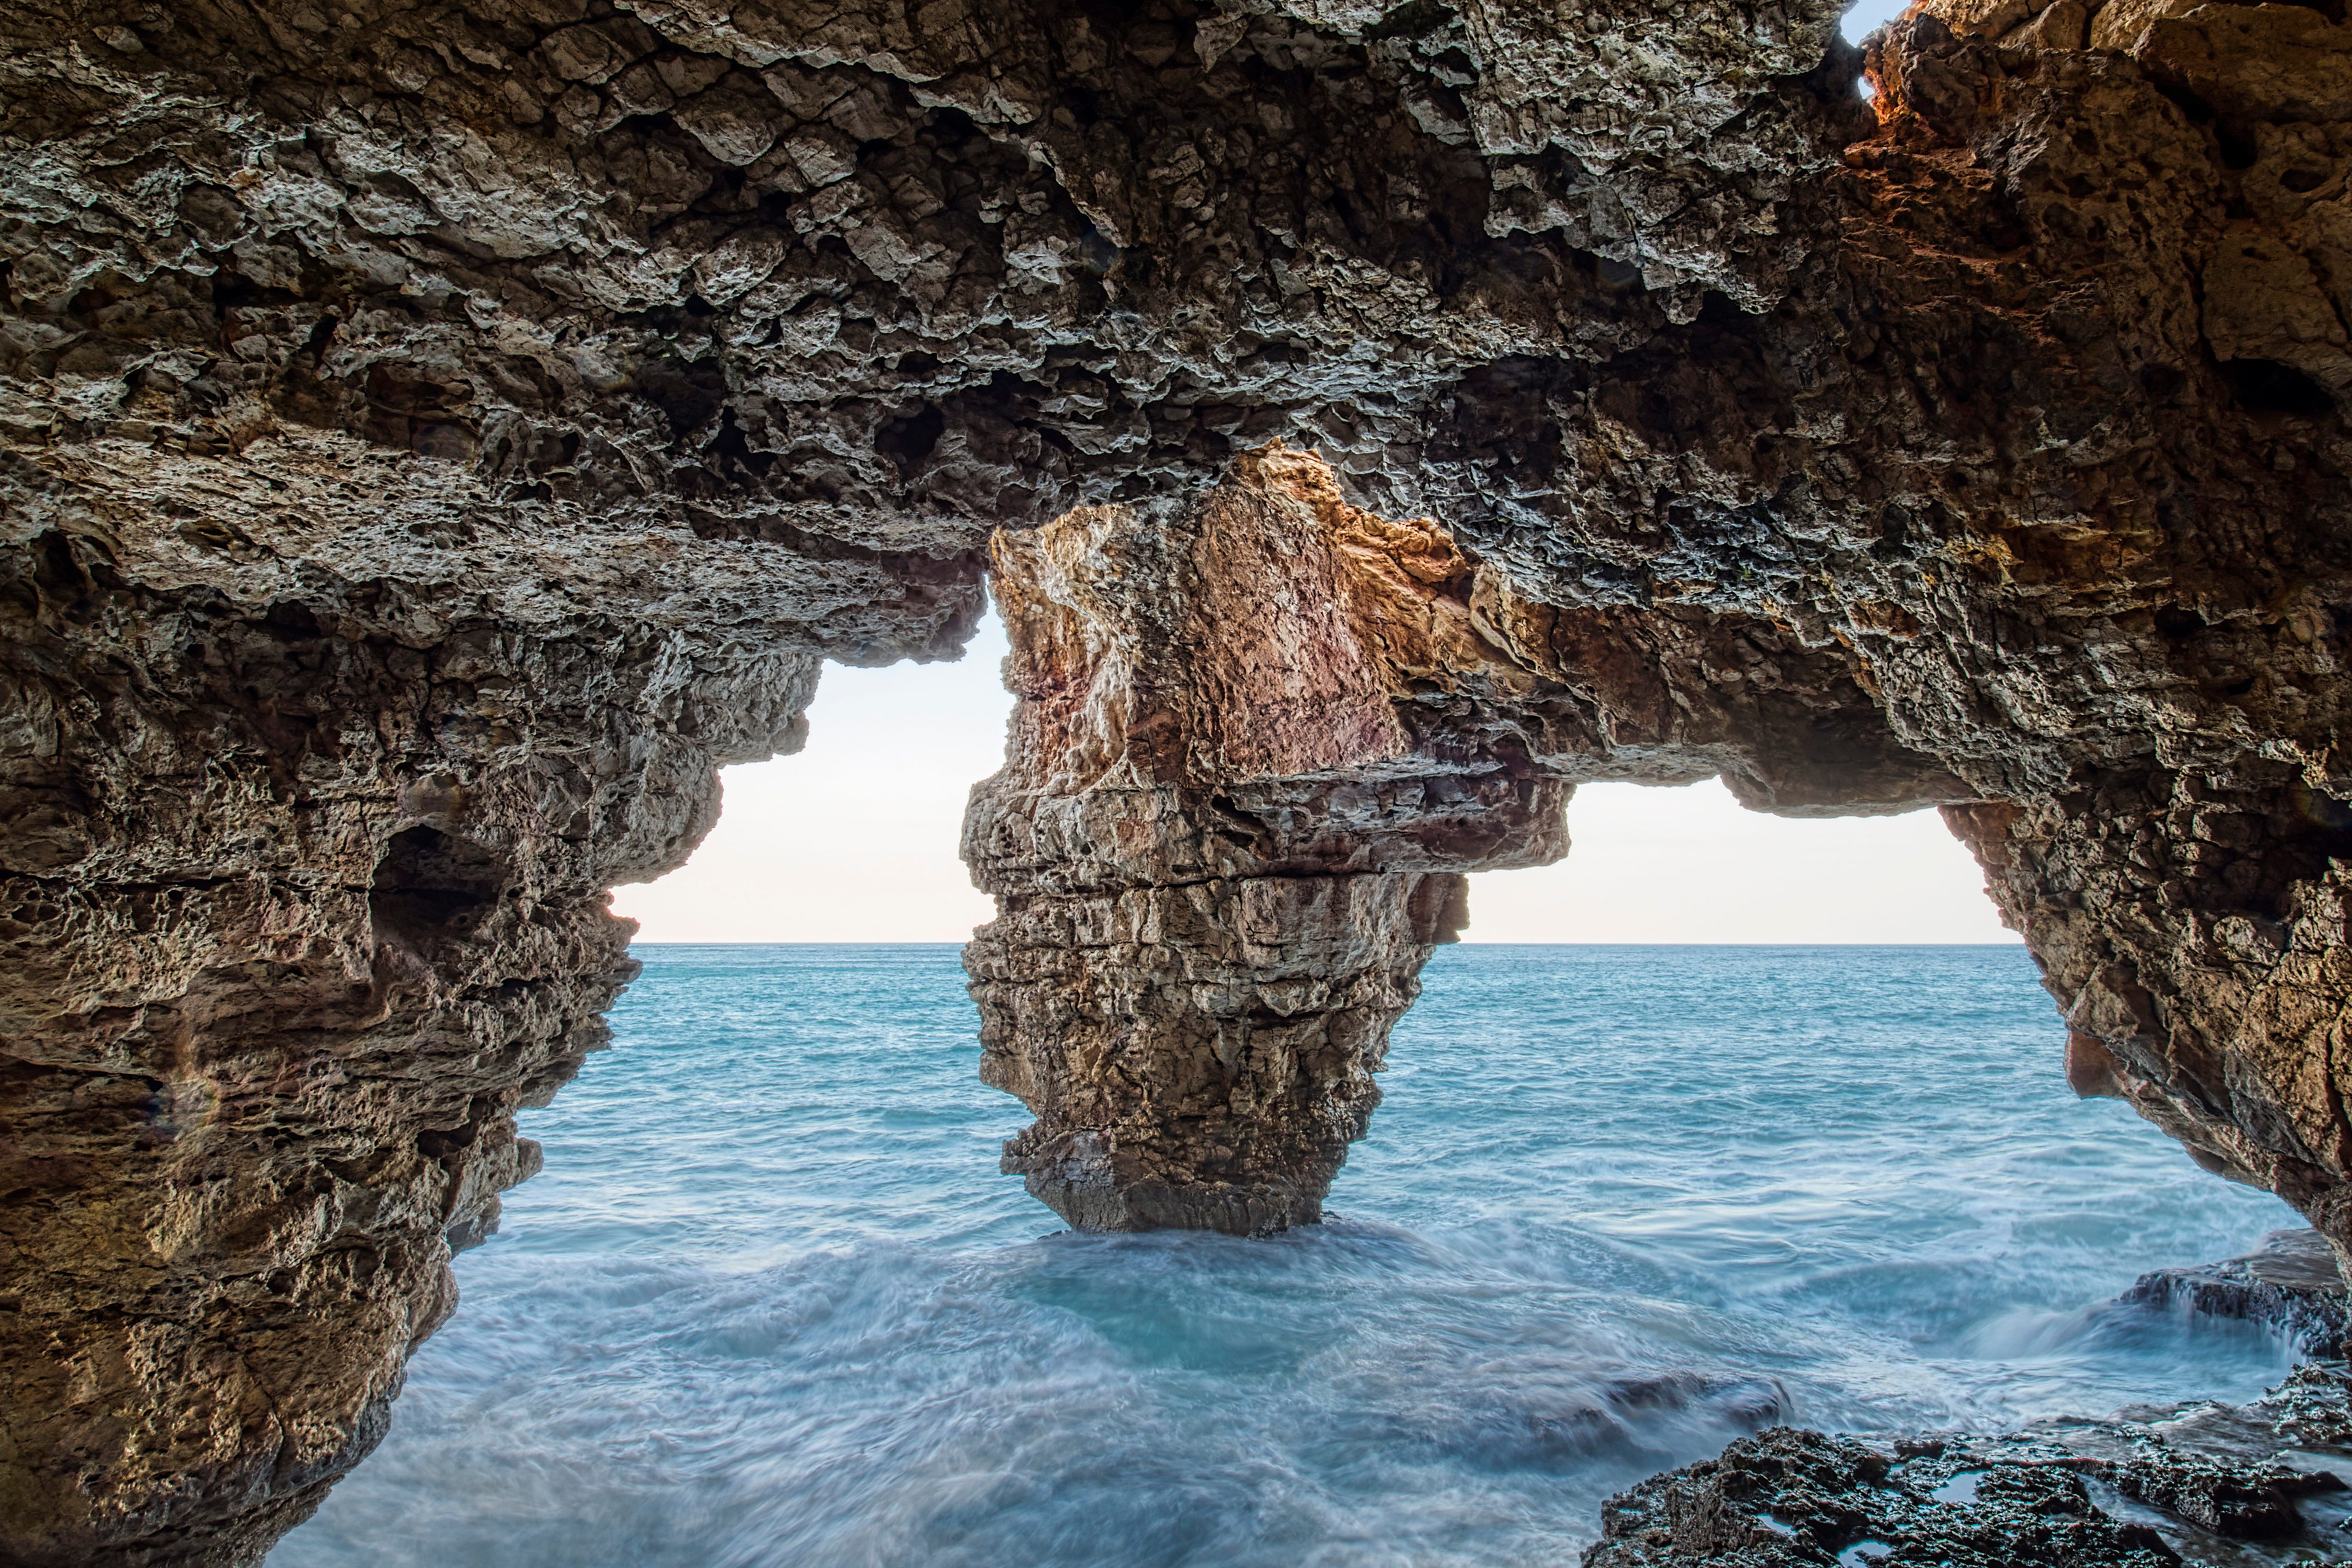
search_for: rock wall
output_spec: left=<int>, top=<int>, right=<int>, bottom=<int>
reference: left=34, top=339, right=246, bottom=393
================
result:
left=961, top=0, right=2352, bottom=1245
left=4, top=0, right=2352, bottom=1560
left=0, top=449, right=973, bottom=1565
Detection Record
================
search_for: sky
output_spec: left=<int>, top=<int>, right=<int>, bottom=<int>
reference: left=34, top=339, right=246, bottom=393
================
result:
left=615, top=0, right=1955, bottom=946
left=1844, top=0, right=1909, bottom=43
left=612, top=610, right=2018, bottom=945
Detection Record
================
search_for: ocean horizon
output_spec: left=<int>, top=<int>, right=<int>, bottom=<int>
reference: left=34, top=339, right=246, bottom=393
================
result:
left=274, top=942, right=2290, bottom=1567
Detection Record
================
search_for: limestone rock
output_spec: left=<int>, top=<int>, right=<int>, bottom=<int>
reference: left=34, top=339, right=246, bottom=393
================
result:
left=1584, top=1366, right=2352, bottom=1566
left=965, top=446, right=1564, bottom=1233
left=965, top=443, right=1950, bottom=1233
left=7, top=0, right=2352, bottom=1561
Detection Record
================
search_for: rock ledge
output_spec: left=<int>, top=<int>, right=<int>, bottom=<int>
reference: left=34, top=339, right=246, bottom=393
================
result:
left=1588, top=1237, right=2352, bottom=1568
left=2122, top=1229, right=2352, bottom=1358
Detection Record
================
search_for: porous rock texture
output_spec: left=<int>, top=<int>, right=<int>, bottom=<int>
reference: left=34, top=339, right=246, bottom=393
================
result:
left=963, top=445, right=1566, bottom=1233
left=1582, top=1363, right=2352, bottom=1566
left=962, top=440, right=1954, bottom=1232
left=2121, top=1225, right=2352, bottom=1353
left=5, top=0, right=2352, bottom=1560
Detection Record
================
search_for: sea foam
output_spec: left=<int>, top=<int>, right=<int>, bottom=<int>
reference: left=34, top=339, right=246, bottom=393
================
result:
left=273, top=944, right=2299, bottom=1567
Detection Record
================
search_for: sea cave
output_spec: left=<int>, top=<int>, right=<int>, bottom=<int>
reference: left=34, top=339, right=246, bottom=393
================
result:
left=6, top=0, right=2352, bottom=1561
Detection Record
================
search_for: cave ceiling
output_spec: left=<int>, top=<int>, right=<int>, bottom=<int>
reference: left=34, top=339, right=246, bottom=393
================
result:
left=6, top=0, right=2352, bottom=1562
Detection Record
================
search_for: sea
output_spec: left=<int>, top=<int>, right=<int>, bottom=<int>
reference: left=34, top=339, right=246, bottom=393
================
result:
left=272, top=943, right=2303, bottom=1567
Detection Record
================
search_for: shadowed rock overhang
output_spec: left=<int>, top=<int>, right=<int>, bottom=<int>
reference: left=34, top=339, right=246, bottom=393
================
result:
left=4, top=0, right=2352, bottom=1561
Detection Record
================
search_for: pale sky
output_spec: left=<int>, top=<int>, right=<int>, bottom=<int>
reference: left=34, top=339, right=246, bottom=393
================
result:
left=613, top=610, right=2017, bottom=945
left=1844, top=0, right=1908, bottom=42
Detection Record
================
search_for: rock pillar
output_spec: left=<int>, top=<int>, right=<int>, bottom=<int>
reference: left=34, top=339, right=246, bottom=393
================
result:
left=962, top=446, right=1574, bottom=1232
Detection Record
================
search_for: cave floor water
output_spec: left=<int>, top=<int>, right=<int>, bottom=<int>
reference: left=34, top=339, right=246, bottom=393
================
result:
left=272, top=944, right=2300, bottom=1567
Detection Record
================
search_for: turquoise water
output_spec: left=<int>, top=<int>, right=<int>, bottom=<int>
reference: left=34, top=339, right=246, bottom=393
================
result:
left=274, top=944, right=2299, bottom=1567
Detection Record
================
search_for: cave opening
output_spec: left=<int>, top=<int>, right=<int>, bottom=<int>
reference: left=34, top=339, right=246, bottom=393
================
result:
left=609, top=613, right=1014, bottom=944
left=16, top=0, right=2352, bottom=1553
left=1464, top=778, right=2013, bottom=945
left=279, top=715, right=2308, bottom=1568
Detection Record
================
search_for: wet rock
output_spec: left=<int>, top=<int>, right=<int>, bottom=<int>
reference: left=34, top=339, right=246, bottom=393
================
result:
left=2121, top=1229, right=2351, bottom=1356
left=1583, top=1427, right=2181, bottom=1567
left=2261, top=1363, right=2352, bottom=1454
left=2101, top=1445, right=2342, bottom=1541
left=1588, top=1367, right=2352, bottom=1567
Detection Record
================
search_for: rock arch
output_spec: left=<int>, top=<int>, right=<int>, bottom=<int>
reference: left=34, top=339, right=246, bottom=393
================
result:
left=961, top=442, right=1965, bottom=1233
left=3, top=0, right=2351, bottom=1561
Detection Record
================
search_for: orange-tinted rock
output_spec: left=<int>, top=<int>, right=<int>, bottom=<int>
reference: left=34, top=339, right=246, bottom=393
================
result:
left=966, top=448, right=1570, bottom=1232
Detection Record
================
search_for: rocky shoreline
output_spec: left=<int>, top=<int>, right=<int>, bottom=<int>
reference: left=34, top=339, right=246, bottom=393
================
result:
left=1586, top=1232, right=2352, bottom=1567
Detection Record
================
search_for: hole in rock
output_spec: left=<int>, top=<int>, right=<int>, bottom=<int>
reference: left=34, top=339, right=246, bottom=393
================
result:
left=1842, top=0, right=1907, bottom=45
left=2221, top=358, right=2336, bottom=418
left=1462, top=776, right=2014, bottom=944
left=1842, top=0, right=1907, bottom=96
left=874, top=402, right=946, bottom=476
left=2216, top=120, right=2261, bottom=171
left=369, top=825, right=509, bottom=950
left=632, top=355, right=729, bottom=438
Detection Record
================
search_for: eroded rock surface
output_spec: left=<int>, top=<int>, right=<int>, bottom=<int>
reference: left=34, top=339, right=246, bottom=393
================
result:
left=2122, top=1227, right=2352, bottom=1355
left=0, top=497, right=974, bottom=1566
left=963, top=445, right=1566, bottom=1231
left=1583, top=1365, right=2352, bottom=1567
left=964, top=0, right=2352, bottom=1252
left=7, top=0, right=2352, bottom=1560
left=963, top=439, right=1949, bottom=1230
